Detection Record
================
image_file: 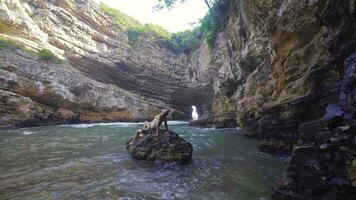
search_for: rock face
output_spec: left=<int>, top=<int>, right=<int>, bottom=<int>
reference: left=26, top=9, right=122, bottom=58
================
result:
left=0, top=48, right=152, bottom=126
left=185, top=0, right=355, bottom=198
left=0, top=0, right=213, bottom=127
left=126, top=129, right=193, bottom=164
left=188, top=116, right=237, bottom=129
left=190, top=0, right=355, bottom=155
left=1, top=0, right=356, bottom=198
left=272, top=53, right=356, bottom=200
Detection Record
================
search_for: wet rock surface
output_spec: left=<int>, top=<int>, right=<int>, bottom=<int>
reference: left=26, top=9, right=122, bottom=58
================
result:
left=126, top=129, right=193, bottom=164
left=191, top=0, right=355, bottom=158
left=272, top=53, right=356, bottom=199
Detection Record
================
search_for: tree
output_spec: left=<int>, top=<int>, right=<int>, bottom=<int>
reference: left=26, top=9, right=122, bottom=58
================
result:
left=154, top=0, right=215, bottom=11
left=153, top=0, right=232, bottom=51
left=204, top=0, right=212, bottom=10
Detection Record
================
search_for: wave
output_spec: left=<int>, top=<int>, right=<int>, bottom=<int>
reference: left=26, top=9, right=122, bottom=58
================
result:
left=61, top=121, right=188, bottom=128
left=63, top=122, right=143, bottom=128
left=197, top=127, right=216, bottom=131
left=23, top=130, right=34, bottom=135
left=166, top=121, right=188, bottom=125
left=194, top=127, right=240, bottom=131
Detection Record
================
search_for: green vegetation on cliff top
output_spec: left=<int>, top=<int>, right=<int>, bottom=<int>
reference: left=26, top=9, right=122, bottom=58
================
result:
left=100, top=4, right=171, bottom=40
left=100, top=0, right=231, bottom=54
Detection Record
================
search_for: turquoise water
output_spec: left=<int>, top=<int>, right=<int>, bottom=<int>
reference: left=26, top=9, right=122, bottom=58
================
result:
left=0, top=122, right=284, bottom=199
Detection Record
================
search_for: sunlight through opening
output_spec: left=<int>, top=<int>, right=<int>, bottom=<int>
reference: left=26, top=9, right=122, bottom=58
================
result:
left=192, top=106, right=198, bottom=120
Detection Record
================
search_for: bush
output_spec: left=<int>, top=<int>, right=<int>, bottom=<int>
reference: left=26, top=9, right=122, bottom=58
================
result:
left=127, top=29, right=141, bottom=43
left=199, top=0, right=231, bottom=50
left=206, top=31, right=216, bottom=50
left=166, top=29, right=203, bottom=54
left=100, top=0, right=231, bottom=53
left=143, top=23, right=171, bottom=39
left=0, top=36, right=62, bottom=63
left=100, top=3, right=171, bottom=42
left=165, top=0, right=231, bottom=53
left=37, top=49, right=61, bottom=62
left=100, top=4, right=142, bottom=28
left=0, top=36, right=22, bottom=50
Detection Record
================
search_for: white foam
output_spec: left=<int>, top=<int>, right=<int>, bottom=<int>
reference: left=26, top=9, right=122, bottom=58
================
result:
left=167, top=121, right=188, bottom=125
left=195, top=127, right=240, bottom=131
left=216, top=127, right=239, bottom=130
left=23, top=131, right=34, bottom=135
left=65, top=122, right=144, bottom=128
left=60, top=121, right=188, bottom=128
left=197, top=127, right=216, bottom=131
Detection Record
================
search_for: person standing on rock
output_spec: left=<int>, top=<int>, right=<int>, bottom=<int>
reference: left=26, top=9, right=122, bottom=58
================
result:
left=143, top=109, right=171, bottom=137
left=128, top=109, right=171, bottom=145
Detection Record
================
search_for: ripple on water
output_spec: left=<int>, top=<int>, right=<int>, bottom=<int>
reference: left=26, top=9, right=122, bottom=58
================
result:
left=0, top=123, right=284, bottom=199
left=22, top=130, right=34, bottom=135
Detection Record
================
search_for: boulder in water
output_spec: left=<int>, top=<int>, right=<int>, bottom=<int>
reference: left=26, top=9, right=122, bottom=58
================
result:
left=126, top=129, right=193, bottom=164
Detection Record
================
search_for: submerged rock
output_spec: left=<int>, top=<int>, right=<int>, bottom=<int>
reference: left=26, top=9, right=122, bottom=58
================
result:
left=126, top=129, right=193, bottom=164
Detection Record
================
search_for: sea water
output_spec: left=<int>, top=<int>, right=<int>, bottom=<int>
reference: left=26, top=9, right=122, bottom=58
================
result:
left=0, top=122, right=284, bottom=199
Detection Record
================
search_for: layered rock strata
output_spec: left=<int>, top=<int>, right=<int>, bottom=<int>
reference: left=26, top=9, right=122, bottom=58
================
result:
left=186, top=0, right=356, bottom=198
left=0, top=0, right=213, bottom=127
left=272, top=53, right=356, bottom=200
left=191, top=0, right=355, bottom=155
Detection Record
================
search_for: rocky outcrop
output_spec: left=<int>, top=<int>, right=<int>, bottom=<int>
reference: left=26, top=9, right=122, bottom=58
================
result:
left=187, top=1, right=355, bottom=198
left=0, top=47, right=163, bottom=127
left=190, top=0, right=355, bottom=154
left=0, top=0, right=213, bottom=127
left=126, top=129, right=193, bottom=164
left=272, top=53, right=356, bottom=200
left=188, top=114, right=237, bottom=129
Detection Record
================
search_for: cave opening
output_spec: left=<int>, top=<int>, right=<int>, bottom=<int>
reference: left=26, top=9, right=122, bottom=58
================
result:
left=192, top=106, right=199, bottom=120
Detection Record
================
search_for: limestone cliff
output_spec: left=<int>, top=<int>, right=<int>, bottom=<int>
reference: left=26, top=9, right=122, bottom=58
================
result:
left=1, top=0, right=355, bottom=198
left=188, top=0, right=356, bottom=198
left=191, top=0, right=355, bottom=154
left=0, top=0, right=212, bottom=127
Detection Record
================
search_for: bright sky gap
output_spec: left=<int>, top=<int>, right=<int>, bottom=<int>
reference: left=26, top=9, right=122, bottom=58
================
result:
left=96, top=0, right=209, bottom=32
left=192, top=106, right=199, bottom=120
